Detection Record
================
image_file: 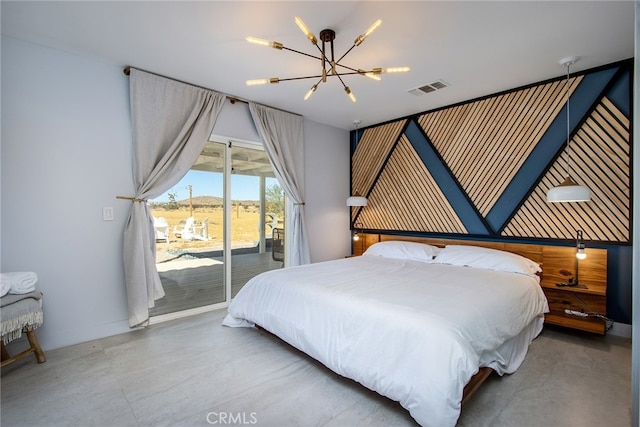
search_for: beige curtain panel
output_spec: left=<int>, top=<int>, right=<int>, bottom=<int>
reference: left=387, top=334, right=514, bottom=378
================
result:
left=124, top=69, right=225, bottom=327
left=249, top=102, right=310, bottom=266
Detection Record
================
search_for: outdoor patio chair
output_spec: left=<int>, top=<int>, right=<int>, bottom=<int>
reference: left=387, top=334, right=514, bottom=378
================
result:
left=173, top=217, right=195, bottom=240
left=264, top=213, right=279, bottom=238
left=174, top=217, right=209, bottom=241
left=153, top=216, right=170, bottom=243
left=272, top=227, right=284, bottom=268
left=193, top=217, right=209, bottom=240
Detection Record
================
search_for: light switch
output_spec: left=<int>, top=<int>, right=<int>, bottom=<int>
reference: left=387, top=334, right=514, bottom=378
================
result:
left=103, top=206, right=114, bottom=221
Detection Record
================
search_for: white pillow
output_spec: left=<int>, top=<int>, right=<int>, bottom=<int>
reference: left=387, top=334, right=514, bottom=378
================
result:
left=433, top=245, right=541, bottom=276
left=363, top=241, right=439, bottom=263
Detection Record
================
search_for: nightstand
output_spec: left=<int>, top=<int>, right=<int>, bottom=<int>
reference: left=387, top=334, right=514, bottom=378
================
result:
left=540, top=246, right=607, bottom=334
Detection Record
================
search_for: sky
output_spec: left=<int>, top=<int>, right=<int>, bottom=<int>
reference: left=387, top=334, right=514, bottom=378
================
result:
left=153, top=170, right=278, bottom=203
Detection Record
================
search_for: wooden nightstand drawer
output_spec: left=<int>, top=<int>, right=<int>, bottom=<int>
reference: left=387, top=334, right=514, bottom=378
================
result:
left=542, top=287, right=606, bottom=334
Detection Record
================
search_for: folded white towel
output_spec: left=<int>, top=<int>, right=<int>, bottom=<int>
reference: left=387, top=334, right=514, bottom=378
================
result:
left=0, top=272, right=38, bottom=295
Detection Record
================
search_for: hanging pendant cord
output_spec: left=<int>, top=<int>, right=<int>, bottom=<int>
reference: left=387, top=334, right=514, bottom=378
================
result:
left=565, top=62, right=571, bottom=178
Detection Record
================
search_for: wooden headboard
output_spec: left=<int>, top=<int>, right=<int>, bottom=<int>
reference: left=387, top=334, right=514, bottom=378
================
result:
left=354, top=233, right=607, bottom=297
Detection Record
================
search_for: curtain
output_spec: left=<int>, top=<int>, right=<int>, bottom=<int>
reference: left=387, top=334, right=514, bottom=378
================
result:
left=249, top=102, right=311, bottom=266
left=124, top=69, right=225, bottom=327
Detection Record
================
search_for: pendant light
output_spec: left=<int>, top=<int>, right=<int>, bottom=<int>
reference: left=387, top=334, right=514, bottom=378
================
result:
left=546, top=56, right=591, bottom=203
left=346, top=194, right=368, bottom=206
left=347, top=120, right=368, bottom=207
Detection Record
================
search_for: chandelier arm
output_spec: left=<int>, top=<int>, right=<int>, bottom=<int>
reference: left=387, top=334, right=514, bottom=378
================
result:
left=277, top=74, right=327, bottom=82
left=335, top=73, right=349, bottom=88
left=282, top=45, right=334, bottom=71
left=314, top=43, right=332, bottom=65
left=335, top=44, right=357, bottom=65
left=281, top=46, right=323, bottom=61
left=331, top=71, right=368, bottom=77
left=276, top=72, right=366, bottom=83
left=333, top=63, right=360, bottom=73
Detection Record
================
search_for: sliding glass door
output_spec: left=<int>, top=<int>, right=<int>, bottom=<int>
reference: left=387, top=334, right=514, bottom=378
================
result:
left=149, top=139, right=284, bottom=319
left=149, top=142, right=226, bottom=317
left=230, top=142, right=284, bottom=298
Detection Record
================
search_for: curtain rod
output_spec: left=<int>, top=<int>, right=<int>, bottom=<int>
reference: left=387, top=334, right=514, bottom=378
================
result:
left=123, top=66, right=248, bottom=105
left=122, top=66, right=304, bottom=116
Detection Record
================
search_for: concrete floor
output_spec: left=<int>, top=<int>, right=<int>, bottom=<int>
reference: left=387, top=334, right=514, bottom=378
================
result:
left=1, top=309, right=631, bottom=427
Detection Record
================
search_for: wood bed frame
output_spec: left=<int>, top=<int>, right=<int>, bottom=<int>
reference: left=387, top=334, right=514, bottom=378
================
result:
left=353, top=233, right=608, bottom=404
left=354, top=234, right=546, bottom=261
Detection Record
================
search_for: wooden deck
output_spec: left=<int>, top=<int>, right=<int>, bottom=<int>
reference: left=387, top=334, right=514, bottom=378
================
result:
left=150, top=251, right=282, bottom=317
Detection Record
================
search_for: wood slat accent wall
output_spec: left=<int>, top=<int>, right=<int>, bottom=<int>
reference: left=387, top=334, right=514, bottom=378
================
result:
left=356, top=136, right=467, bottom=233
left=351, top=120, right=406, bottom=196
left=350, top=61, right=631, bottom=244
left=503, top=96, right=630, bottom=241
left=417, top=77, right=579, bottom=216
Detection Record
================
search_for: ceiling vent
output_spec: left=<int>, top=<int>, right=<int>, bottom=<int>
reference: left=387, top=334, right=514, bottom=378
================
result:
left=409, top=80, right=449, bottom=96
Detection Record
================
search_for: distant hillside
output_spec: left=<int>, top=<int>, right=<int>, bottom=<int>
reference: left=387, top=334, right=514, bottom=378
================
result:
left=151, top=195, right=259, bottom=207
left=178, top=195, right=223, bottom=206
left=151, top=196, right=260, bottom=208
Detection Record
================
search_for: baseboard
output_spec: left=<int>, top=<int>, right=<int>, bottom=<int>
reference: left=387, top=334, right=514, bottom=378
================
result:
left=609, top=322, right=632, bottom=338
left=148, top=301, right=228, bottom=325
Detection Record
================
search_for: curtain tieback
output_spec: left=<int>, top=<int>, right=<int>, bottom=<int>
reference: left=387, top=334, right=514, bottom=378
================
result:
left=293, top=202, right=305, bottom=206
left=116, top=195, right=147, bottom=203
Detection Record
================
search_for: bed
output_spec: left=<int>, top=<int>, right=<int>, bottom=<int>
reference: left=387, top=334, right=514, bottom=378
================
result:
left=223, top=237, right=549, bottom=426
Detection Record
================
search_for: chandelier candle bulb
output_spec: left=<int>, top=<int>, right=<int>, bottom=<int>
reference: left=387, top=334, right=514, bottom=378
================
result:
left=359, top=69, right=382, bottom=80
left=383, top=67, right=411, bottom=73
left=246, top=78, right=279, bottom=86
left=246, top=79, right=268, bottom=86
left=245, top=36, right=269, bottom=46
left=345, top=87, right=357, bottom=103
left=245, top=37, right=283, bottom=50
left=304, top=83, right=318, bottom=100
left=294, top=16, right=317, bottom=45
left=354, top=19, right=382, bottom=46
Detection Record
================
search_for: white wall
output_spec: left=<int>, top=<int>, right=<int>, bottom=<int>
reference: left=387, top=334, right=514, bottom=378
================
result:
left=304, top=119, right=352, bottom=262
left=1, top=36, right=350, bottom=350
left=1, top=36, right=133, bottom=351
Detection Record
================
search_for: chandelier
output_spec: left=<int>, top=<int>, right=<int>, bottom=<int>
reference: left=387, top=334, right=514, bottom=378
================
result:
left=245, top=17, right=411, bottom=102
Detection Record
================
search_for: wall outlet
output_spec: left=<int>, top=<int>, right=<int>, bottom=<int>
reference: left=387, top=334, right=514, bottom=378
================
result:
left=103, top=206, right=114, bottom=221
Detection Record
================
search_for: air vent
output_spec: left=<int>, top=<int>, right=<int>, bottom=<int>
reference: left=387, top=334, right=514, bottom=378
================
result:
left=408, top=80, right=450, bottom=96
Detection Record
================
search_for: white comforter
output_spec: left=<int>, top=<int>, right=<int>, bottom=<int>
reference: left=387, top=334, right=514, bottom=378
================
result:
left=223, top=256, right=549, bottom=426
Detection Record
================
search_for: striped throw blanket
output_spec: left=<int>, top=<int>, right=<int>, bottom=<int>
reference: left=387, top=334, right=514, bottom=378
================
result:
left=1, top=291, right=43, bottom=344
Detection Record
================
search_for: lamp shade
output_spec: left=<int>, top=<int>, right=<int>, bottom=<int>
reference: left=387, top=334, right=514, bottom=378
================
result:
left=546, top=177, right=591, bottom=202
left=346, top=195, right=368, bottom=206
